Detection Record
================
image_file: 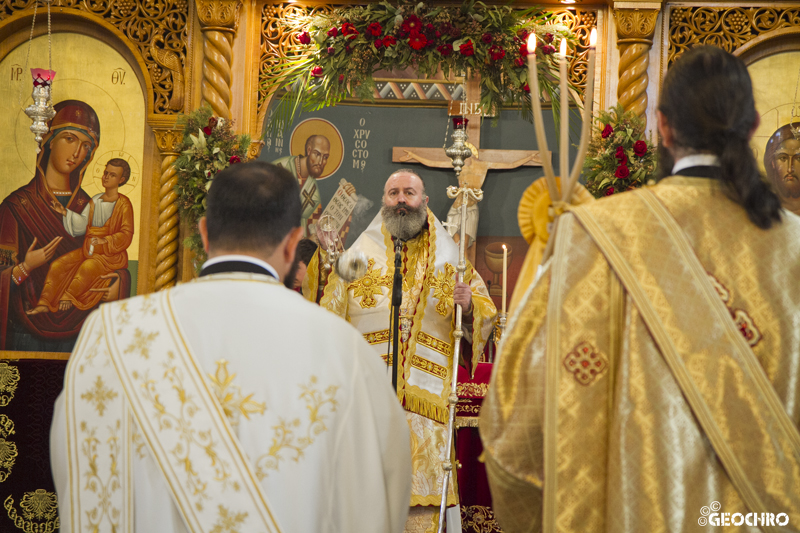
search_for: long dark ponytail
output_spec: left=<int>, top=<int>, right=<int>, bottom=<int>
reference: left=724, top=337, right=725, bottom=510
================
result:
left=659, top=46, right=782, bottom=229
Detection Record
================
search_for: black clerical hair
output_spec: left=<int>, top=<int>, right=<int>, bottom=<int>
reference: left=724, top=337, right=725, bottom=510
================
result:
left=206, top=161, right=301, bottom=251
left=296, top=238, right=318, bottom=265
left=659, top=45, right=781, bottom=229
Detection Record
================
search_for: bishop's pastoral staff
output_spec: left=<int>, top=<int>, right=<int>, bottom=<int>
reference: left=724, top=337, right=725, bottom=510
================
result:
left=480, top=46, right=800, bottom=533
left=305, top=169, right=497, bottom=532
left=50, top=161, right=412, bottom=533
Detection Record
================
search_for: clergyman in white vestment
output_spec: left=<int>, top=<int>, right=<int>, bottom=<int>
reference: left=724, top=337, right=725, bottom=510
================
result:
left=50, top=161, right=412, bottom=533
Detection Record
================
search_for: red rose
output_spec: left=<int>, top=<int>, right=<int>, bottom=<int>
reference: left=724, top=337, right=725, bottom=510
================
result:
left=489, top=44, right=506, bottom=61
left=229, top=155, right=241, bottom=164
left=374, top=38, right=383, bottom=49
left=517, top=29, right=530, bottom=41
left=437, top=43, right=452, bottom=57
left=408, top=30, right=428, bottom=51
left=327, top=27, right=338, bottom=37
left=368, top=22, right=382, bottom=37
left=382, top=35, right=396, bottom=47
left=542, top=45, right=555, bottom=55
left=202, top=126, right=212, bottom=136
left=615, top=164, right=630, bottom=179
left=514, top=57, right=524, bottom=67
left=601, top=124, right=613, bottom=138
left=460, top=40, right=474, bottom=56
left=545, top=33, right=554, bottom=43
left=523, top=83, right=530, bottom=93
left=633, top=140, right=647, bottom=156
left=345, top=45, right=352, bottom=54
left=208, top=116, right=218, bottom=128
left=327, top=46, right=335, bottom=55
left=605, top=187, right=615, bottom=196
left=615, top=146, right=627, bottom=163
left=338, top=74, right=345, bottom=83
left=298, top=31, right=311, bottom=45
left=311, top=66, right=324, bottom=77
left=519, top=42, right=528, bottom=56
left=482, top=33, right=493, bottom=44
left=341, top=23, right=357, bottom=36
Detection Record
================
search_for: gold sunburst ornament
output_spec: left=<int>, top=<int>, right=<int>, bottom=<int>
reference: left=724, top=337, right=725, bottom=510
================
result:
left=428, top=263, right=457, bottom=317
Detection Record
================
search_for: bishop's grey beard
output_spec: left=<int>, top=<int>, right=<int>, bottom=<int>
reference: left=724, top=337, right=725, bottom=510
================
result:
left=381, top=202, right=428, bottom=241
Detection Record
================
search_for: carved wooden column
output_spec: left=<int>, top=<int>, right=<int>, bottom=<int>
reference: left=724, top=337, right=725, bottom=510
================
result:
left=153, top=129, right=183, bottom=291
left=196, top=0, right=242, bottom=119
left=614, top=7, right=659, bottom=125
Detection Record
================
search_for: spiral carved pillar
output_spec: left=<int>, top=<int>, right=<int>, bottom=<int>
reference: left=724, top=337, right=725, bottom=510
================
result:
left=197, top=0, right=242, bottom=120
left=614, top=8, right=659, bottom=127
left=153, top=129, right=182, bottom=291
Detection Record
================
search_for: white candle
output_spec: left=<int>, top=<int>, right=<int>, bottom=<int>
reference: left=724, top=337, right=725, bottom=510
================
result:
left=502, top=244, right=508, bottom=314
left=559, top=38, right=569, bottom=187
left=566, top=28, right=597, bottom=203
left=526, top=33, right=558, bottom=200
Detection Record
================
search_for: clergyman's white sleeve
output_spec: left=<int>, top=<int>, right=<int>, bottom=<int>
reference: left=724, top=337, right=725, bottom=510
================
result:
left=326, top=333, right=411, bottom=533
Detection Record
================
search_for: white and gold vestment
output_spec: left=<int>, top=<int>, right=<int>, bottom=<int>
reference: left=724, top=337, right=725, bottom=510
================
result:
left=481, top=177, right=800, bottom=533
left=307, top=209, right=496, bottom=513
left=51, top=271, right=412, bottom=533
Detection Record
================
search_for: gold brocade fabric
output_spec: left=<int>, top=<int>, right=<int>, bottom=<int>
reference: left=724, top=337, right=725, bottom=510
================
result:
left=480, top=177, right=800, bottom=533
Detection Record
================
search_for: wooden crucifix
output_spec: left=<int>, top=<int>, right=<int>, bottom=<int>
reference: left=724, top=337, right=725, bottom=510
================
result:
left=392, top=76, right=550, bottom=265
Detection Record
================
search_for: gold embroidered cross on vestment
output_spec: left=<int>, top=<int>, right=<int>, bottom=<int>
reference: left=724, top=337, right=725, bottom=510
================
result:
left=348, top=258, right=392, bottom=309
left=427, top=263, right=457, bottom=316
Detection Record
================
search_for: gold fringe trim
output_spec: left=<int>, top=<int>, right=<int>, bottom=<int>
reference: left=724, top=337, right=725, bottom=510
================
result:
left=402, top=392, right=449, bottom=425
left=455, top=416, right=480, bottom=428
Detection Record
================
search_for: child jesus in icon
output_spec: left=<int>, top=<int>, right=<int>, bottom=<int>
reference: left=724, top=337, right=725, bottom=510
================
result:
left=28, top=159, right=135, bottom=315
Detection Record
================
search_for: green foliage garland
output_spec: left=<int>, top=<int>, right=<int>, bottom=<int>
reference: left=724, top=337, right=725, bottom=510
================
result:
left=265, top=0, right=576, bottom=133
left=583, top=104, right=657, bottom=198
left=174, top=105, right=250, bottom=264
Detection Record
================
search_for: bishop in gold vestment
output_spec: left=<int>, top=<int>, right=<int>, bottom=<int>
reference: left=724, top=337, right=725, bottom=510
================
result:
left=480, top=177, right=800, bottom=532
left=308, top=204, right=496, bottom=530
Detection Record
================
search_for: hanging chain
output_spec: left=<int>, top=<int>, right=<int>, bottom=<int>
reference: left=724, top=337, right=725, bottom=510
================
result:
left=47, top=0, right=53, bottom=105
left=18, top=0, right=38, bottom=110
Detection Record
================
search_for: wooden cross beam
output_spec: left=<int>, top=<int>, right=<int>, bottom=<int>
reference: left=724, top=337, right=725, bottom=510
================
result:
left=391, top=76, right=551, bottom=264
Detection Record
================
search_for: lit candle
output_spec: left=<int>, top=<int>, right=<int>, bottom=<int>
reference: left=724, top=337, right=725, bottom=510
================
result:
left=566, top=28, right=597, bottom=202
left=526, top=33, right=558, bottom=200
left=559, top=38, right=569, bottom=188
left=502, top=244, right=508, bottom=314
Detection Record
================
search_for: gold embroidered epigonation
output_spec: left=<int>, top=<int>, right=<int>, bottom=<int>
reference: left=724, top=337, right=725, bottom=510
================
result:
left=208, top=360, right=266, bottom=425
left=563, top=341, right=608, bottom=386
left=0, top=364, right=20, bottom=407
left=348, top=258, right=393, bottom=309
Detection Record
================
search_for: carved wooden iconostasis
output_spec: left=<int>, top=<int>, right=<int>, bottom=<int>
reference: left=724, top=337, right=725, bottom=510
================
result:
left=0, top=3, right=192, bottom=531
left=257, top=2, right=600, bottom=312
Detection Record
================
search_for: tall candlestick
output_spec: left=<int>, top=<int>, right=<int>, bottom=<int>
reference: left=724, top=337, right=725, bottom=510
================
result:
left=559, top=38, right=569, bottom=186
left=566, top=28, right=597, bottom=203
left=526, top=34, right=558, bottom=200
left=502, top=244, right=508, bottom=313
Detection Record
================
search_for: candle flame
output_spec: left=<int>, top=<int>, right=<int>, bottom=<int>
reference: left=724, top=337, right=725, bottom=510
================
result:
left=560, top=38, right=567, bottom=57
left=589, top=28, right=597, bottom=48
left=502, top=244, right=507, bottom=251
left=527, top=33, right=537, bottom=55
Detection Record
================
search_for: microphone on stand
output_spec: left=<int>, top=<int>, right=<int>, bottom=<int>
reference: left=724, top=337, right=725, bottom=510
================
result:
left=390, top=236, right=404, bottom=391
